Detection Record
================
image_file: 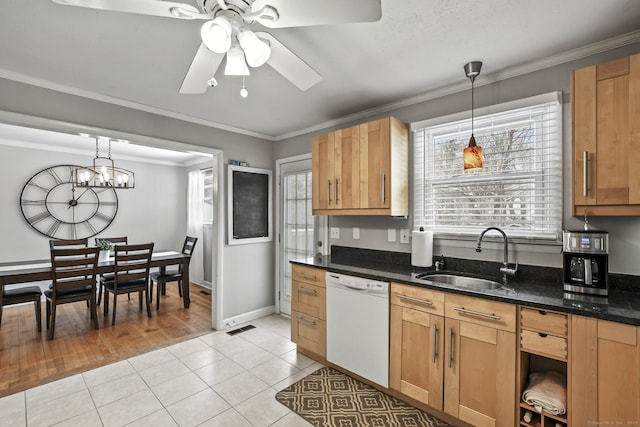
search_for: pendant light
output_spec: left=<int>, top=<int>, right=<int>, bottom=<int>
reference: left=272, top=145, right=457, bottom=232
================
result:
left=463, top=61, right=483, bottom=171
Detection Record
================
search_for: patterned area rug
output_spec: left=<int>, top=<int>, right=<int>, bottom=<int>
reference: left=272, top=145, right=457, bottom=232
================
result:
left=275, top=367, right=450, bottom=427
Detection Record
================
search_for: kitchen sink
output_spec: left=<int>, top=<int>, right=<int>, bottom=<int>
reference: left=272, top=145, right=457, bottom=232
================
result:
left=416, top=273, right=503, bottom=290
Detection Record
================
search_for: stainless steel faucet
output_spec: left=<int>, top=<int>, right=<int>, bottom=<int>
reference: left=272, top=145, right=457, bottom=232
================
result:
left=476, top=227, right=518, bottom=281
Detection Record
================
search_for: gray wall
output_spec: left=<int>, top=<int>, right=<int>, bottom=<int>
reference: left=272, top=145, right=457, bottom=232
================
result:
left=0, top=78, right=277, bottom=324
left=275, top=42, right=640, bottom=275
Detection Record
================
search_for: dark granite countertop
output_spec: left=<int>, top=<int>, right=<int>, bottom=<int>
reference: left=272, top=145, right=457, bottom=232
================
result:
left=291, top=247, right=640, bottom=327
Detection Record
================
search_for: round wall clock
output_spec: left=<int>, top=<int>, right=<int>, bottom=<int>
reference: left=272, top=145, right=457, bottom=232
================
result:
left=20, top=164, right=118, bottom=240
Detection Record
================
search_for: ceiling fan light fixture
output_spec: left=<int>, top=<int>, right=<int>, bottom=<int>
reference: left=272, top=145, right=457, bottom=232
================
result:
left=238, top=30, right=271, bottom=67
left=201, top=17, right=232, bottom=53
left=224, top=46, right=250, bottom=76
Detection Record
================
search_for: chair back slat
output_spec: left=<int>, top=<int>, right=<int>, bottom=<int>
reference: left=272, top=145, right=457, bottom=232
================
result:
left=182, top=236, right=198, bottom=256
left=50, top=246, right=99, bottom=296
left=49, top=238, right=89, bottom=250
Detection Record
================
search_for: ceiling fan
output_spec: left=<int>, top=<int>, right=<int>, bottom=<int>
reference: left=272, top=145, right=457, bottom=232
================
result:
left=51, top=0, right=382, bottom=95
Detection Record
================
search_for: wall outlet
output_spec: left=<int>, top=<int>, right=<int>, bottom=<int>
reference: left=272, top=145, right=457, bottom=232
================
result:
left=387, top=228, right=397, bottom=242
left=330, top=227, right=340, bottom=239
left=353, top=227, right=360, bottom=240
left=400, top=229, right=410, bottom=244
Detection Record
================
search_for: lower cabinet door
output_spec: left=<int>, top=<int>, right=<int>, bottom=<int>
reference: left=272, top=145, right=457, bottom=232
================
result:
left=571, top=316, right=640, bottom=426
left=291, top=310, right=326, bottom=358
left=390, top=304, right=444, bottom=410
left=444, top=318, right=516, bottom=427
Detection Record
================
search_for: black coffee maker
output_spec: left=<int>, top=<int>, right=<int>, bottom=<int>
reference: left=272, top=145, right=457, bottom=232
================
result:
left=563, top=230, right=609, bottom=296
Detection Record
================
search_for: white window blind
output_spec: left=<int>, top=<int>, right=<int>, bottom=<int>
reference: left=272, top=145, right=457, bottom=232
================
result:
left=413, top=93, right=563, bottom=242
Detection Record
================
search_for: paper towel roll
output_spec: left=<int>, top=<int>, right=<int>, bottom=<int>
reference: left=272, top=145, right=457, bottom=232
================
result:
left=412, top=229, right=433, bottom=267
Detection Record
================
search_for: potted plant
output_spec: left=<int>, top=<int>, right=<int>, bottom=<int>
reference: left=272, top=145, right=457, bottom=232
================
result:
left=96, top=240, right=113, bottom=262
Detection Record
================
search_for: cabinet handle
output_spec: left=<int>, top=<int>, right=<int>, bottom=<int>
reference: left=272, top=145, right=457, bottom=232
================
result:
left=448, top=327, right=454, bottom=368
left=298, top=286, right=317, bottom=295
left=335, top=179, right=339, bottom=204
left=397, top=294, right=433, bottom=306
left=583, top=151, right=588, bottom=197
left=297, top=273, right=317, bottom=281
left=297, top=316, right=316, bottom=327
left=327, top=180, right=332, bottom=203
left=453, top=307, right=501, bottom=321
left=381, top=173, right=386, bottom=204
left=432, top=324, right=438, bottom=364
left=538, top=310, right=548, bottom=315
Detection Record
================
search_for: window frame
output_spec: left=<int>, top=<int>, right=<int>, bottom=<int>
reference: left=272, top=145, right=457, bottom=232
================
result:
left=411, top=92, right=563, bottom=244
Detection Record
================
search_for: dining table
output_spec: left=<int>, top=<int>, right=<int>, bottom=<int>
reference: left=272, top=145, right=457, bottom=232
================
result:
left=0, top=251, right=192, bottom=309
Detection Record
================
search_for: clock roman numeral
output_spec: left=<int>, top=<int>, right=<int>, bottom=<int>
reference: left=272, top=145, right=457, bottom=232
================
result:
left=45, top=168, right=64, bottom=185
left=83, top=219, right=98, bottom=235
left=27, top=181, right=49, bottom=192
left=94, top=212, right=112, bottom=222
left=47, top=220, right=62, bottom=237
left=28, top=211, right=50, bottom=224
left=21, top=199, right=46, bottom=205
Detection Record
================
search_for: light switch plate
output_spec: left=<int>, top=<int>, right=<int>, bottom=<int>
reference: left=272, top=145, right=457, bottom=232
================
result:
left=400, top=229, right=410, bottom=244
left=330, top=227, right=340, bottom=239
left=353, top=227, right=360, bottom=239
left=387, top=228, right=396, bottom=242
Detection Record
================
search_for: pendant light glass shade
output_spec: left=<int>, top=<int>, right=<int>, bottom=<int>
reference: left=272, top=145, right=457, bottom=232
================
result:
left=201, top=16, right=232, bottom=53
left=224, top=46, right=250, bottom=76
left=238, top=30, right=271, bottom=67
left=463, top=61, right=483, bottom=171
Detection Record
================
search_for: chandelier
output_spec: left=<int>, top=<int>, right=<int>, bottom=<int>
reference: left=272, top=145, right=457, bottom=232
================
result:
left=73, top=137, right=135, bottom=189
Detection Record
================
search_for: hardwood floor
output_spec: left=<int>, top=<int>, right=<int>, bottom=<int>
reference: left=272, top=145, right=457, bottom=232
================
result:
left=0, top=283, right=213, bottom=398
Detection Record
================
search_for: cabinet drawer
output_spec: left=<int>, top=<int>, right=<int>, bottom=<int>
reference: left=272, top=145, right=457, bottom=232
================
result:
left=291, top=310, right=326, bottom=357
left=520, top=307, right=567, bottom=336
left=521, top=329, right=568, bottom=360
left=292, top=265, right=325, bottom=287
left=292, top=282, right=326, bottom=320
left=445, top=294, right=516, bottom=332
left=390, top=283, right=445, bottom=315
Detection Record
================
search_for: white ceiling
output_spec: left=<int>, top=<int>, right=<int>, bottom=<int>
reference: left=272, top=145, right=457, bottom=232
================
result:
left=1, top=0, right=640, bottom=142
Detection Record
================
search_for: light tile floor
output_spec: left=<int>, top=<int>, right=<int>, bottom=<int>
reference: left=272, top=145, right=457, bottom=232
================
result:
left=0, top=314, right=320, bottom=427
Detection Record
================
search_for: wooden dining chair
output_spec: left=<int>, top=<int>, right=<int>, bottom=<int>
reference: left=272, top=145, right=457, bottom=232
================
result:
left=103, top=243, right=154, bottom=326
left=1, top=285, right=43, bottom=332
left=45, top=246, right=100, bottom=340
left=149, top=236, right=197, bottom=310
left=95, top=236, right=128, bottom=306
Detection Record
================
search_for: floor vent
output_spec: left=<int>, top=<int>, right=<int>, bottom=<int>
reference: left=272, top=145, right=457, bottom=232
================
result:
left=226, top=325, right=256, bottom=336
left=199, top=290, right=211, bottom=296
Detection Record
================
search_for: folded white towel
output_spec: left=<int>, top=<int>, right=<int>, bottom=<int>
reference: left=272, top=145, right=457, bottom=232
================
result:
left=522, top=370, right=567, bottom=416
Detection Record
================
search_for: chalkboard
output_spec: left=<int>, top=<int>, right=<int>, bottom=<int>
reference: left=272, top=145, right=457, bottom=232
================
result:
left=227, top=165, right=272, bottom=245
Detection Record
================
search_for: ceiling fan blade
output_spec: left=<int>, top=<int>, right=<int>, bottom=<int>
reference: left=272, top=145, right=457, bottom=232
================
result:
left=252, top=0, right=381, bottom=28
left=52, top=0, right=209, bottom=20
left=256, top=32, right=321, bottom=91
left=180, top=44, right=224, bottom=94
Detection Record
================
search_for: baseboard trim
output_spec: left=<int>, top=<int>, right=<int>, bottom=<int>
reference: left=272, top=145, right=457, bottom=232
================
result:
left=222, top=305, right=275, bottom=330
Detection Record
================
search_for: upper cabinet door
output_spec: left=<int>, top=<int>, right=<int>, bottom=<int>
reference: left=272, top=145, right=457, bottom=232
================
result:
left=334, top=125, right=360, bottom=210
left=360, top=118, right=390, bottom=210
left=572, top=53, right=640, bottom=215
left=312, top=132, right=334, bottom=210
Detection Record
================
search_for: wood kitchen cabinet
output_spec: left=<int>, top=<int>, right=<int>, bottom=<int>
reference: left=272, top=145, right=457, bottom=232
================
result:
left=571, top=53, right=640, bottom=215
left=390, top=283, right=445, bottom=410
left=311, top=116, right=408, bottom=216
left=570, top=316, right=640, bottom=426
left=290, top=265, right=326, bottom=360
left=390, top=286, right=516, bottom=427
left=517, top=306, right=569, bottom=427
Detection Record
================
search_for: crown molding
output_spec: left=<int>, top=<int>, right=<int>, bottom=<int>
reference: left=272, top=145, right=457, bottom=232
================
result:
left=274, top=29, right=640, bottom=141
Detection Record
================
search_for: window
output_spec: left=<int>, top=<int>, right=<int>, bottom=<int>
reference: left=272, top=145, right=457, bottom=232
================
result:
left=413, top=92, right=562, bottom=242
left=202, top=167, right=213, bottom=224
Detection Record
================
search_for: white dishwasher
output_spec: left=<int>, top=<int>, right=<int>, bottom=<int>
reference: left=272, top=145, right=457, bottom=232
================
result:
left=326, top=272, right=389, bottom=388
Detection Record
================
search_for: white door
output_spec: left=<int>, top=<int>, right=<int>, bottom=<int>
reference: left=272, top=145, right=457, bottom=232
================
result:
left=279, top=158, right=314, bottom=316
